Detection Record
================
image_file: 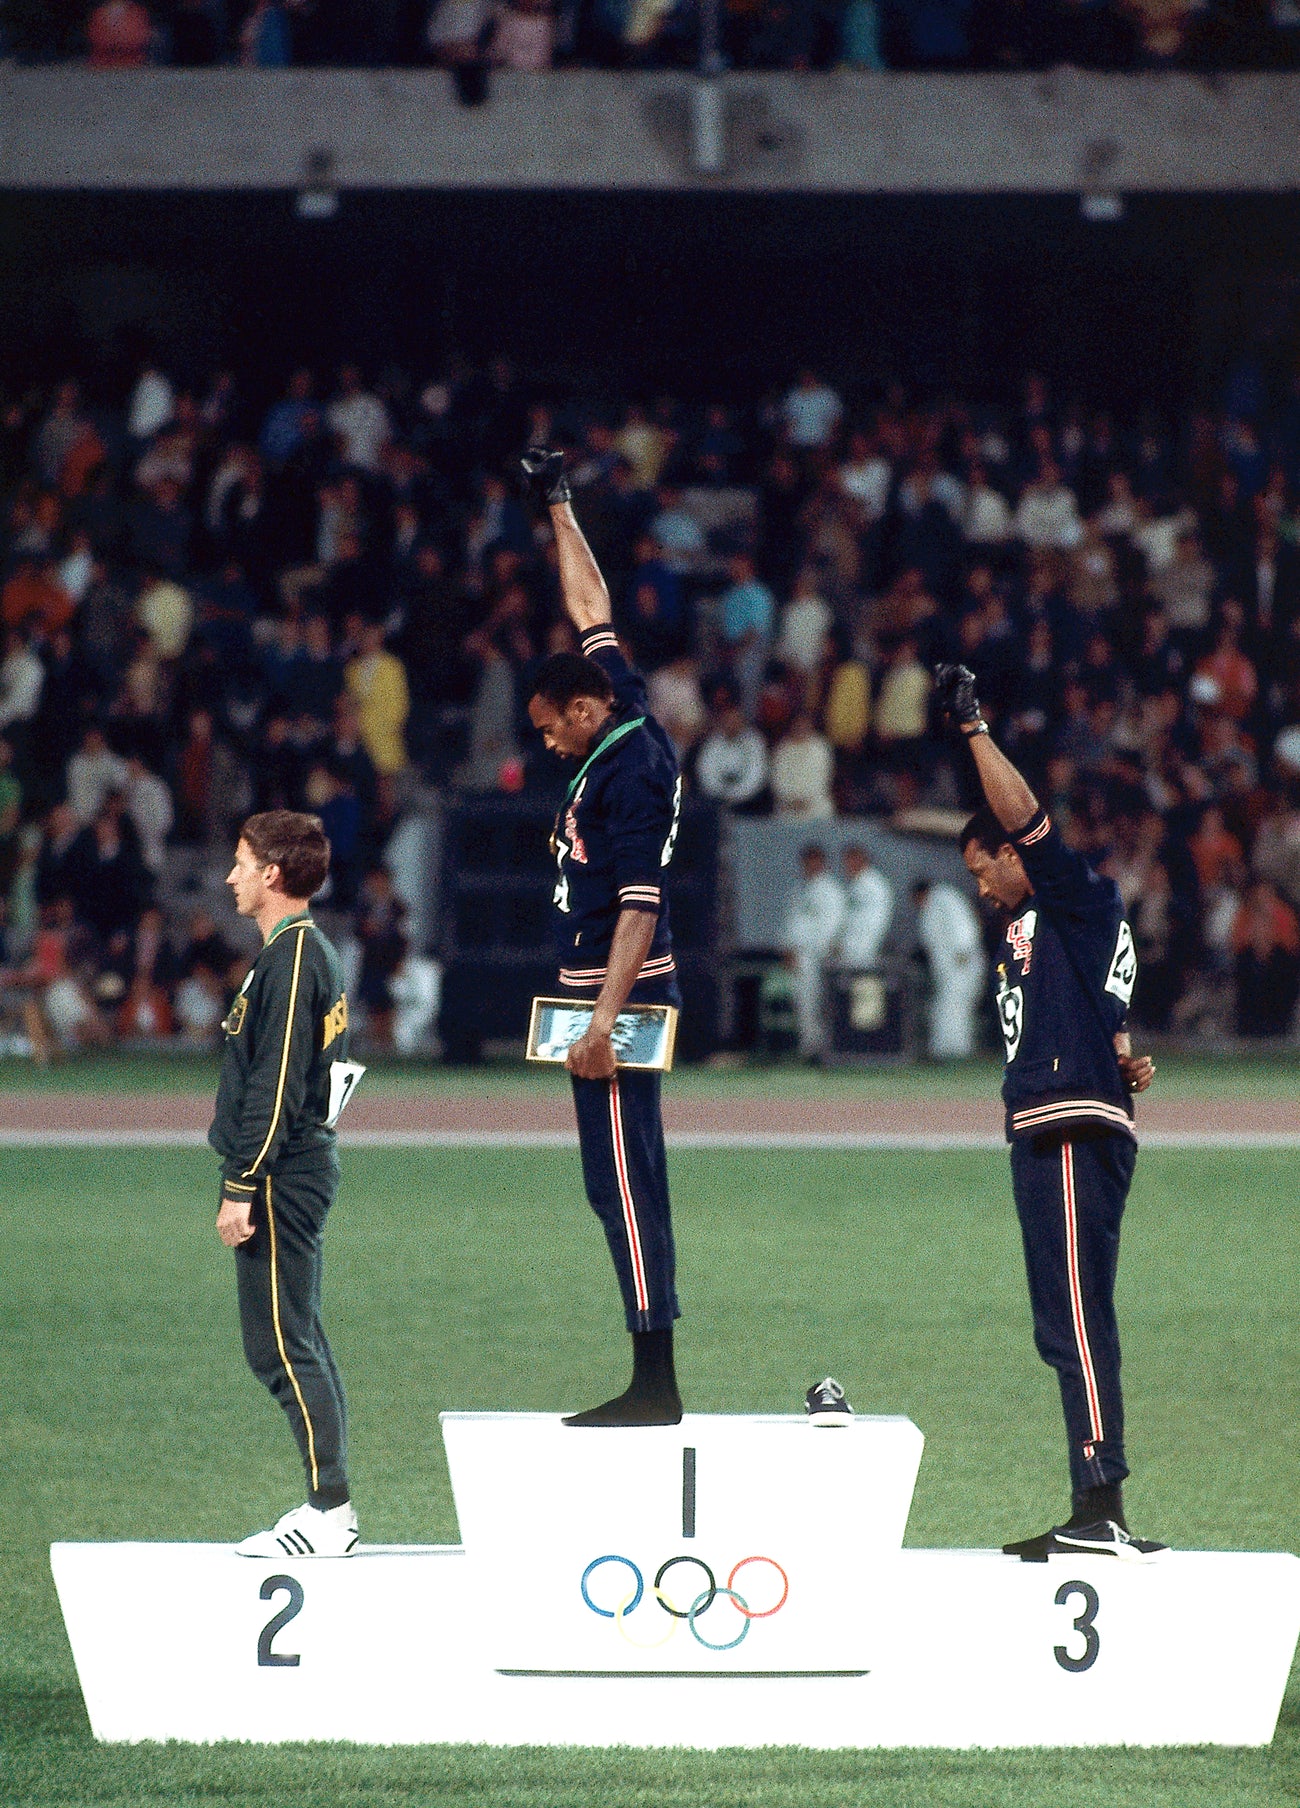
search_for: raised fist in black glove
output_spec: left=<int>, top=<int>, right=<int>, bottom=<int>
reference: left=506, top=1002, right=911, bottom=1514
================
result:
left=933, top=662, right=985, bottom=732
left=520, top=446, right=571, bottom=508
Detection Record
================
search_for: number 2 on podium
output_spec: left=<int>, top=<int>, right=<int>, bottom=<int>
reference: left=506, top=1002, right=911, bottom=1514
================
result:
left=258, top=1574, right=304, bottom=1667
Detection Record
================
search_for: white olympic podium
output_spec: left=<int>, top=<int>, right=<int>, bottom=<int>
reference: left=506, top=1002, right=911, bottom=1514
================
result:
left=51, top=1411, right=1300, bottom=1748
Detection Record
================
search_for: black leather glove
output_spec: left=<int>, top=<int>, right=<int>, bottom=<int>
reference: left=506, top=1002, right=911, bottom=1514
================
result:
left=519, top=446, right=571, bottom=507
left=932, top=663, right=986, bottom=732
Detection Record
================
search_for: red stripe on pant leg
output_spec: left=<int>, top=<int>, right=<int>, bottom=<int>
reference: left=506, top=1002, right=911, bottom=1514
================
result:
left=1061, top=1140, right=1104, bottom=1443
left=608, top=1076, right=650, bottom=1315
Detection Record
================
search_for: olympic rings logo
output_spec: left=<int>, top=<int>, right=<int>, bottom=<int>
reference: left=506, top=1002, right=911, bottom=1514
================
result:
left=580, top=1553, right=789, bottom=1651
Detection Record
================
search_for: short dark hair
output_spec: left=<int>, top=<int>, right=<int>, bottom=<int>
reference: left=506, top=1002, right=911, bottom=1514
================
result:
left=240, top=810, right=331, bottom=899
left=959, top=806, right=1011, bottom=860
left=530, top=653, right=615, bottom=711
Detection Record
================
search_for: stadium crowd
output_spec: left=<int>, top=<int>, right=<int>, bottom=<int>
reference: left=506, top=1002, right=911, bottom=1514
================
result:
left=3, top=0, right=1299, bottom=73
left=3, top=346, right=1300, bottom=1050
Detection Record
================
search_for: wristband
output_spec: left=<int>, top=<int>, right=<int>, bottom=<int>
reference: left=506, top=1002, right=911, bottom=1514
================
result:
left=962, top=720, right=990, bottom=738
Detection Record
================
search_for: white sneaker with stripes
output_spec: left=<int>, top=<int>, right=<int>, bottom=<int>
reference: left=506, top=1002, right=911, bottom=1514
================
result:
left=235, top=1500, right=359, bottom=1558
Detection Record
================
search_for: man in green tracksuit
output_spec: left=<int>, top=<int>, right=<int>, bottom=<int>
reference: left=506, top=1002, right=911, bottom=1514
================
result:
left=211, top=809, right=362, bottom=1558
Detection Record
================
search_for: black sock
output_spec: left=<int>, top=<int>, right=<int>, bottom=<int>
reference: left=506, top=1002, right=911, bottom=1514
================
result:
left=1070, top=1482, right=1125, bottom=1529
left=631, top=1327, right=678, bottom=1398
left=310, top=1485, right=351, bottom=1511
left=562, top=1328, right=682, bottom=1426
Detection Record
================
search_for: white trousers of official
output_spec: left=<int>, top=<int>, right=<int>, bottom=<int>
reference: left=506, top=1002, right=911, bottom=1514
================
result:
left=927, top=966, right=984, bottom=1059
left=791, top=950, right=833, bottom=1058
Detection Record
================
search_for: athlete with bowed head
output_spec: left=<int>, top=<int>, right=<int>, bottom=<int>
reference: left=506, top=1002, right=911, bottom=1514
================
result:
left=521, top=446, right=684, bottom=1427
left=934, top=662, right=1168, bottom=1563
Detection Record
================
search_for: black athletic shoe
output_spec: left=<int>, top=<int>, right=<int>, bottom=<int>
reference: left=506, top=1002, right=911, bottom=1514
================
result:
left=1053, top=1519, right=1168, bottom=1562
left=1003, top=1519, right=1168, bottom=1563
left=804, top=1376, right=854, bottom=1426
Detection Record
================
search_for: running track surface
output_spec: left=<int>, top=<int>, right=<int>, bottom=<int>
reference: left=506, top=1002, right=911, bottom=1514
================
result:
left=0, top=1090, right=1295, bottom=1145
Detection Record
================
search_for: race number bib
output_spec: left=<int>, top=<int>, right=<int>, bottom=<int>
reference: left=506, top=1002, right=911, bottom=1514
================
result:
left=325, top=1059, right=366, bottom=1129
left=1104, top=920, right=1138, bottom=1006
left=998, top=981, right=1024, bottom=1063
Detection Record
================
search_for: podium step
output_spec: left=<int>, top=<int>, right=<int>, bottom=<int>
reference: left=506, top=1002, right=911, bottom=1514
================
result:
left=48, top=1411, right=1300, bottom=1748
left=50, top=1541, right=1300, bottom=1747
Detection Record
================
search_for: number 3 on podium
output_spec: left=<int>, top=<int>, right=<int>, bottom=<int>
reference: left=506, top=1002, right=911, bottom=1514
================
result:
left=1054, top=1579, right=1100, bottom=1673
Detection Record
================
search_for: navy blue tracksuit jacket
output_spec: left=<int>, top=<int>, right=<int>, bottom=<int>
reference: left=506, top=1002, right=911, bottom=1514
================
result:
left=548, top=625, right=681, bottom=1333
left=995, top=807, right=1139, bottom=1496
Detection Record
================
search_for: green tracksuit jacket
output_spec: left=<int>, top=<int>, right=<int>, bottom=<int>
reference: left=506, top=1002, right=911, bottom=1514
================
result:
left=209, top=912, right=351, bottom=1197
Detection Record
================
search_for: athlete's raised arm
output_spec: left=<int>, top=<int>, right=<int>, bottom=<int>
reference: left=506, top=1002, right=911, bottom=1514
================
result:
left=520, top=447, right=612, bottom=633
left=933, top=662, right=1038, bottom=832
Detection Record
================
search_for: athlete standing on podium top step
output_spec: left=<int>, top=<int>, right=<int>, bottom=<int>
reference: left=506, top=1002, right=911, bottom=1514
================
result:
left=934, top=663, right=1168, bottom=1564
left=521, top=447, right=684, bottom=1427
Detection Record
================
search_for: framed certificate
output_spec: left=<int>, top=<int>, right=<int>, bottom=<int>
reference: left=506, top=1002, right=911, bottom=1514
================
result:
left=526, top=998, right=679, bottom=1072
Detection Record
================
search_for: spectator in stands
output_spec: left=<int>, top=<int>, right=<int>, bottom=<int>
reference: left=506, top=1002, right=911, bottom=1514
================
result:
left=493, top=0, right=555, bottom=66
left=345, top=619, right=409, bottom=779
left=776, top=568, right=834, bottom=681
left=327, top=365, right=392, bottom=474
left=8, top=898, right=107, bottom=1054
left=718, top=550, right=776, bottom=718
left=116, top=905, right=175, bottom=1038
left=782, top=368, right=843, bottom=453
left=1232, top=877, right=1300, bottom=1036
left=123, top=752, right=174, bottom=874
left=261, top=369, right=316, bottom=469
left=306, top=761, right=362, bottom=907
left=66, top=799, right=150, bottom=953
left=770, top=711, right=835, bottom=819
left=961, top=461, right=1014, bottom=552
left=85, top=0, right=154, bottom=66
left=1128, top=856, right=1193, bottom=1030
left=173, top=908, right=242, bottom=1041
left=239, top=0, right=293, bottom=64
left=35, top=804, right=80, bottom=906
left=648, top=486, right=706, bottom=574
left=354, top=866, right=408, bottom=1047
left=0, top=738, right=21, bottom=898
left=694, top=690, right=770, bottom=811
left=426, top=0, right=494, bottom=65
left=34, top=381, right=89, bottom=489
left=1193, top=604, right=1259, bottom=723
left=647, top=653, right=707, bottom=761
left=873, top=635, right=932, bottom=790
left=624, top=555, right=686, bottom=670
left=2, top=554, right=73, bottom=635
left=66, top=726, right=128, bottom=825
left=0, top=629, right=44, bottom=743
left=1013, top=459, right=1083, bottom=550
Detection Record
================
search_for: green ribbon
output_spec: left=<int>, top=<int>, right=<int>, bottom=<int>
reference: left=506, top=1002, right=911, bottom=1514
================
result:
left=563, top=716, right=646, bottom=805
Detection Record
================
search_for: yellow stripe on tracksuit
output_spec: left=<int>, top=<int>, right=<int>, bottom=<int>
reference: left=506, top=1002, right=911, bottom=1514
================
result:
left=243, top=925, right=306, bottom=1182
left=264, top=1175, right=320, bottom=1492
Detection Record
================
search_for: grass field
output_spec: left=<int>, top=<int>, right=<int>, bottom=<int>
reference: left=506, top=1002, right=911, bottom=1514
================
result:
left=3, top=1135, right=1300, bottom=1805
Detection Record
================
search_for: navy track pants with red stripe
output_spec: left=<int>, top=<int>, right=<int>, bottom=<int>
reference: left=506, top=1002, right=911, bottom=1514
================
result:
left=571, top=1070, right=680, bottom=1333
left=1010, top=1130, right=1135, bottom=1496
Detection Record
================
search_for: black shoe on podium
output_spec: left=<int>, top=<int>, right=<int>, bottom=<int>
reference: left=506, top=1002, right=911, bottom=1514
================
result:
left=1003, top=1520, right=1168, bottom=1563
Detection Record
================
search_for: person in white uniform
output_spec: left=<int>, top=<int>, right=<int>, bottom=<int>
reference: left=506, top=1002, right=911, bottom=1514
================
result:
left=913, top=877, right=985, bottom=1058
left=782, top=845, right=847, bottom=1061
left=838, top=845, right=895, bottom=969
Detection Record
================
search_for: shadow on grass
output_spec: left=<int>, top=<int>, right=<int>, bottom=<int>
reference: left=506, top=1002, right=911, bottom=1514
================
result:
left=0, top=1685, right=91, bottom=1742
